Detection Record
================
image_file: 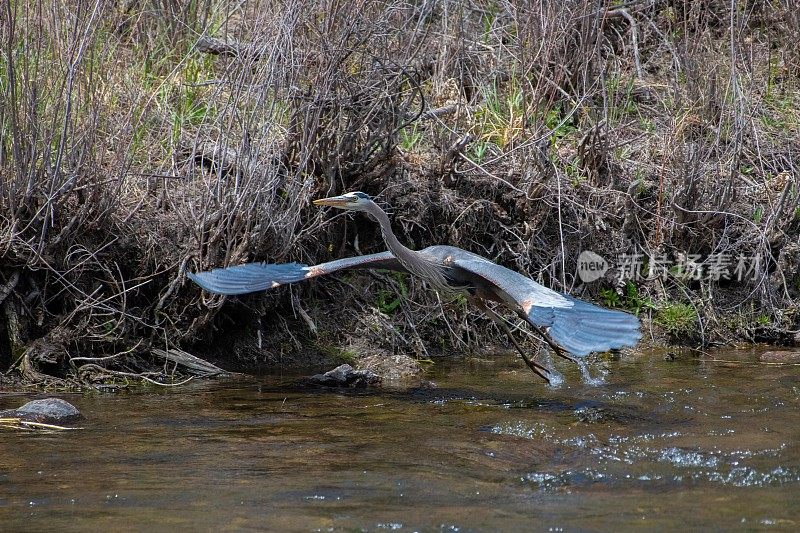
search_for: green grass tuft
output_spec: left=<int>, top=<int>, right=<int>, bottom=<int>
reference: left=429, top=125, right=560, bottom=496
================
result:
left=655, top=303, right=698, bottom=336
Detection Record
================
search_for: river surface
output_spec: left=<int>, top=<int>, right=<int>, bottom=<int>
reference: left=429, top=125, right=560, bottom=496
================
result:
left=1, top=348, right=799, bottom=531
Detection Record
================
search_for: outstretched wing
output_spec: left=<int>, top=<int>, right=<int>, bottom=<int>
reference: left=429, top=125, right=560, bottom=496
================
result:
left=542, top=293, right=642, bottom=357
left=187, top=251, right=407, bottom=296
left=451, top=257, right=573, bottom=310
left=451, top=257, right=641, bottom=357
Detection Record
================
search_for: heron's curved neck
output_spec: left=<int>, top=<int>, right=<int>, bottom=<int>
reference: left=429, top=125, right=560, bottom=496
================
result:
left=367, top=202, right=419, bottom=264
left=364, top=201, right=450, bottom=289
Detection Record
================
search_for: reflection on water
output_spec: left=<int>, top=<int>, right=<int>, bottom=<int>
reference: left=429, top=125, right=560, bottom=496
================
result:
left=1, top=348, right=799, bottom=531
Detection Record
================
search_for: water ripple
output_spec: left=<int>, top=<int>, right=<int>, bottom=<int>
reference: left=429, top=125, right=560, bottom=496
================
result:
left=494, top=422, right=799, bottom=490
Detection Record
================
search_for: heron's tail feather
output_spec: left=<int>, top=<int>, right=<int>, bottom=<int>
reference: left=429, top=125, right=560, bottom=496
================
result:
left=187, top=262, right=311, bottom=295
left=545, top=296, right=641, bottom=357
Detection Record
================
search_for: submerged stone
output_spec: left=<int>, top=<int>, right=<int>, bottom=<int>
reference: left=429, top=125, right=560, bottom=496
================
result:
left=307, top=364, right=381, bottom=388
left=573, top=405, right=608, bottom=424
left=759, top=350, right=800, bottom=363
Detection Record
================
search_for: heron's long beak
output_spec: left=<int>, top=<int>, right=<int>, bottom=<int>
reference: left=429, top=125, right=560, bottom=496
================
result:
left=313, top=195, right=351, bottom=208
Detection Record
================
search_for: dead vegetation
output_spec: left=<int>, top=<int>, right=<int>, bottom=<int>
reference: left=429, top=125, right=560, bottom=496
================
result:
left=1, top=0, right=798, bottom=386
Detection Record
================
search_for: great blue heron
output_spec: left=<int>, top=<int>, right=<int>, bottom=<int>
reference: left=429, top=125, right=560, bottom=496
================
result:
left=188, top=191, right=641, bottom=382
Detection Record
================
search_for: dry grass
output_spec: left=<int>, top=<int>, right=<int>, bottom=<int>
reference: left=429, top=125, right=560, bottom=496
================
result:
left=1, top=0, right=798, bottom=385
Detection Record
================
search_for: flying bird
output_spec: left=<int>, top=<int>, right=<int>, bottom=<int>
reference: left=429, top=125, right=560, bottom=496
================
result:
left=188, top=192, right=641, bottom=382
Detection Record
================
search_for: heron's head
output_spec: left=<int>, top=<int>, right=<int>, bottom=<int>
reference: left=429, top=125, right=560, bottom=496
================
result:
left=313, top=191, right=372, bottom=212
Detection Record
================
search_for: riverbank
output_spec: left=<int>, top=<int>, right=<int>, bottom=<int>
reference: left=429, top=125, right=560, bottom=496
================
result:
left=1, top=1, right=798, bottom=386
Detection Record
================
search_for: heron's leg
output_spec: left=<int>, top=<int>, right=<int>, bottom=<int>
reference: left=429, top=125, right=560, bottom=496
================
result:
left=535, top=328, right=578, bottom=364
left=514, top=311, right=578, bottom=364
left=473, top=299, right=551, bottom=383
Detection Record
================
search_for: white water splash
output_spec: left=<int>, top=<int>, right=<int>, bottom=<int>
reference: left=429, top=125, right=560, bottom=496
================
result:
left=541, top=350, right=564, bottom=389
left=575, top=358, right=607, bottom=386
left=546, top=368, right=565, bottom=389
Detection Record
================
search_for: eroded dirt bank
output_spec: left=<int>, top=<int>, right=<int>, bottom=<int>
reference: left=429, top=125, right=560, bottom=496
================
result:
left=1, top=1, right=798, bottom=386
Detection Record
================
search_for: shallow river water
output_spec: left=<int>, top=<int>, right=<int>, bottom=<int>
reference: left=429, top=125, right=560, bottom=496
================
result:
left=1, top=348, right=799, bottom=531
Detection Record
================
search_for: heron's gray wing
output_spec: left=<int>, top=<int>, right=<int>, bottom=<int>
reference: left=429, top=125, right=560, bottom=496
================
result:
left=452, top=258, right=640, bottom=356
left=544, top=294, right=641, bottom=356
left=188, top=251, right=406, bottom=296
left=451, top=258, right=572, bottom=310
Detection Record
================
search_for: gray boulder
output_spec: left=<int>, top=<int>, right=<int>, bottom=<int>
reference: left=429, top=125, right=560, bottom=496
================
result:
left=307, top=364, right=381, bottom=388
left=0, top=398, right=82, bottom=424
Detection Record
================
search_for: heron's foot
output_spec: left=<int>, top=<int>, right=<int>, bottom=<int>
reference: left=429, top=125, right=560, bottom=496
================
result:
left=552, top=347, right=578, bottom=365
left=517, top=352, right=551, bottom=384
left=473, top=298, right=551, bottom=383
left=524, top=359, right=551, bottom=384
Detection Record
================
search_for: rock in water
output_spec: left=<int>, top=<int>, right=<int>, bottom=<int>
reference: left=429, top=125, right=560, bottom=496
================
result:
left=358, top=354, right=421, bottom=381
left=9, top=398, right=82, bottom=423
left=760, top=350, right=800, bottom=363
left=307, top=364, right=381, bottom=388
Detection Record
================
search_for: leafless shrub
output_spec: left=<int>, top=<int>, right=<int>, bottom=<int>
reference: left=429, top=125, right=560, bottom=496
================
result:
left=1, top=0, right=798, bottom=385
